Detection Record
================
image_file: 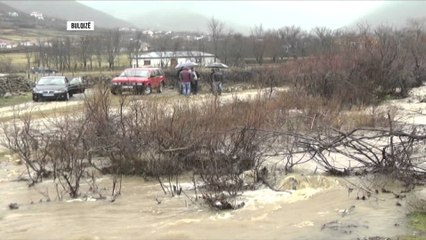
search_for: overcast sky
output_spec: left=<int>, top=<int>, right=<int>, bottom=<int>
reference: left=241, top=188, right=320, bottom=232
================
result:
left=78, top=1, right=386, bottom=31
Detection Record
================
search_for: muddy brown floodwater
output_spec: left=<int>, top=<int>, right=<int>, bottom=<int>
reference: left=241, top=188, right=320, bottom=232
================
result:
left=0, top=158, right=410, bottom=240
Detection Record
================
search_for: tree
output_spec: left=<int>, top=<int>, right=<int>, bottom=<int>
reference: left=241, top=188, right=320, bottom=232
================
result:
left=93, top=34, right=104, bottom=70
left=404, top=18, right=426, bottom=86
left=79, top=36, right=90, bottom=70
left=208, top=17, right=224, bottom=62
left=105, top=29, right=121, bottom=70
left=133, top=31, right=144, bottom=68
left=227, top=33, right=246, bottom=66
left=312, top=26, right=335, bottom=55
left=264, top=29, right=281, bottom=63
left=278, top=26, right=303, bottom=59
left=220, top=29, right=234, bottom=64
left=251, top=24, right=266, bottom=65
left=25, top=46, right=33, bottom=78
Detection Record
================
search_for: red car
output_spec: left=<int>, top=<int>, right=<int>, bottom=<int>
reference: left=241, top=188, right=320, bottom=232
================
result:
left=111, top=67, right=166, bottom=95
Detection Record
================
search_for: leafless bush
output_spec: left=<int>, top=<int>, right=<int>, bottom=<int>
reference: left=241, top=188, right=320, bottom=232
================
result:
left=1, top=114, right=52, bottom=184
left=277, top=117, right=426, bottom=183
left=48, top=114, right=91, bottom=198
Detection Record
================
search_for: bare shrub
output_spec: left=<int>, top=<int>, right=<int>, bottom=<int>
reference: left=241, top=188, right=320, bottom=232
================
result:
left=1, top=114, right=52, bottom=184
left=48, top=114, right=91, bottom=198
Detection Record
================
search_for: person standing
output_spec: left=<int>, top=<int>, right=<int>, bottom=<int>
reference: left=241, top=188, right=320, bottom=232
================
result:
left=190, top=67, right=200, bottom=95
left=210, top=68, right=224, bottom=95
left=179, top=67, right=193, bottom=96
left=177, top=67, right=184, bottom=94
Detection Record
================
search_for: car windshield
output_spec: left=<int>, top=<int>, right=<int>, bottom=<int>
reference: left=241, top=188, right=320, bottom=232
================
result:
left=119, top=69, right=149, bottom=77
left=37, top=77, right=65, bottom=85
left=70, top=78, right=81, bottom=84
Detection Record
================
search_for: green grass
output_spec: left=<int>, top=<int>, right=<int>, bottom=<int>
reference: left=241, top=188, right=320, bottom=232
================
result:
left=409, top=212, right=426, bottom=232
left=0, top=93, right=32, bottom=108
left=399, top=213, right=426, bottom=240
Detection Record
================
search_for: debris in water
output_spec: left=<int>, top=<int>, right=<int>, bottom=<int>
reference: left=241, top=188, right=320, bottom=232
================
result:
left=202, top=193, right=245, bottom=210
left=8, top=202, right=19, bottom=210
left=339, top=205, right=356, bottom=217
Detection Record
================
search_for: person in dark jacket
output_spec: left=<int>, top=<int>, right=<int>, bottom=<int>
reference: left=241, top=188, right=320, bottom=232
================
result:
left=177, top=67, right=184, bottom=94
left=179, top=67, right=193, bottom=96
left=190, top=67, right=200, bottom=95
left=210, top=68, right=224, bottom=95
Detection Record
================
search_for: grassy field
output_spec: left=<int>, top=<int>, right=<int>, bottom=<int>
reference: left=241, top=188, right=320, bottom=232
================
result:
left=0, top=51, right=132, bottom=71
left=0, top=52, right=28, bottom=66
left=0, top=93, right=32, bottom=108
left=0, top=28, right=72, bottom=42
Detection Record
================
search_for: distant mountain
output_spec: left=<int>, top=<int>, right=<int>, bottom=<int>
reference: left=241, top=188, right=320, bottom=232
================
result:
left=0, top=1, right=21, bottom=14
left=129, top=10, right=251, bottom=34
left=0, top=2, right=54, bottom=30
left=350, top=1, right=426, bottom=29
left=0, top=0, right=133, bottom=29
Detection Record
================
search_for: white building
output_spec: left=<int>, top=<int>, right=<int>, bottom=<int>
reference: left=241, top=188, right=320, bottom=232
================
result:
left=132, top=51, right=217, bottom=68
left=30, top=11, right=44, bottom=20
left=8, top=12, right=18, bottom=17
left=142, top=30, right=154, bottom=37
left=0, top=41, right=8, bottom=49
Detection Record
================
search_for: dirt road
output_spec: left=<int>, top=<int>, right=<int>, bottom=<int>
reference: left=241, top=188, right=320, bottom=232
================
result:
left=0, top=87, right=288, bottom=120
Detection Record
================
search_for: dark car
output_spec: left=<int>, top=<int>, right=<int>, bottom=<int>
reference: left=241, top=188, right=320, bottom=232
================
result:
left=31, top=67, right=57, bottom=75
left=111, top=67, right=166, bottom=95
left=32, top=76, right=72, bottom=102
left=69, top=77, right=86, bottom=95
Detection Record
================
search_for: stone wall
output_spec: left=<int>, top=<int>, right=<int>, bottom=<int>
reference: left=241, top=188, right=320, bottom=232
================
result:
left=0, top=75, right=33, bottom=97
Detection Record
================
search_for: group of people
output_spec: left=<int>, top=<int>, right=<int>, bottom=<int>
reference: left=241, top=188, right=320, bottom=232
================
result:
left=177, top=67, right=224, bottom=96
left=177, top=67, right=199, bottom=96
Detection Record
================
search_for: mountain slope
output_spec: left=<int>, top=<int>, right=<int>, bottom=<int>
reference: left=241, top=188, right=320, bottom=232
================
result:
left=129, top=10, right=251, bottom=34
left=350, top=1, right=426, bottom=28
left=1, top=0, right=133, bottom=28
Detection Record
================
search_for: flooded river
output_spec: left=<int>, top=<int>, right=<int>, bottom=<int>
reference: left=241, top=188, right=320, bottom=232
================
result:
left=2, top=85, right=425, bottom=239
left=0, top=157, right=409, bottom=240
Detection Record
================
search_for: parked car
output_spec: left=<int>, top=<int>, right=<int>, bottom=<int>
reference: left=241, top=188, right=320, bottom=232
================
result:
left=69, top=77, right=86, bottom=95
left=111, top=67, right=166, bottom=95
left=31, top=67, right=57, bottom=75
left=32, top=76, right=72, bottom=102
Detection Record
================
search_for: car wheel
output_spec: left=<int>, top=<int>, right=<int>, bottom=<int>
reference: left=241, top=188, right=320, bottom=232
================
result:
left=69, top=92, right=73, bottom=98
left=144, top=85, right=152, bottom=95
left=32, top=94, right=39, bottom=102
left=157, top=82, right=164, bottom=93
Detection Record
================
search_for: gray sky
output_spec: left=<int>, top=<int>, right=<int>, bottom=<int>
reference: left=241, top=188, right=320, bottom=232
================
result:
left=78, top=1, right=386, bottom=31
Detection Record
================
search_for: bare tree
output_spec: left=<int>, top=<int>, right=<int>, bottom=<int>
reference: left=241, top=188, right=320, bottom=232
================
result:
left=219, top=29, right=234, bottom=64
left=264, top=29, right=281, bottom=63
left=208, top=17, right=224, bottom=62
left=78, top=36, right=90, bottom=70
left=251, top=24, right=266, bottom=65
left=24, top=46, right=33, bottom=79
left=405, top=18, right=426, bottom=86
left=93, top=34, right=104, bottom=70
left=227, top=33, right=247, bottom=67
left=279, top=25, right=303, bottom=59
left=152, top=35, right=171, bottom=67
left=133, top=31, right=144, bottom=68
left=105, top=29, right=121, bottom=70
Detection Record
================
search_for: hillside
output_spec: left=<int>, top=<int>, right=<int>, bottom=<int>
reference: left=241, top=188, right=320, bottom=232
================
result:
left=1, top=0, right=133, bottom=29
left=129, top=9, right=251, bottom=34
left=350, top=1, right=426, bottom=29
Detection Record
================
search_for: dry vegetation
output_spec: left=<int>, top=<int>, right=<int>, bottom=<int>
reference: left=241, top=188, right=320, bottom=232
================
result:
left=1, top=22, right=426, bottom=213
left=1, top=79, right=425, bottom=209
